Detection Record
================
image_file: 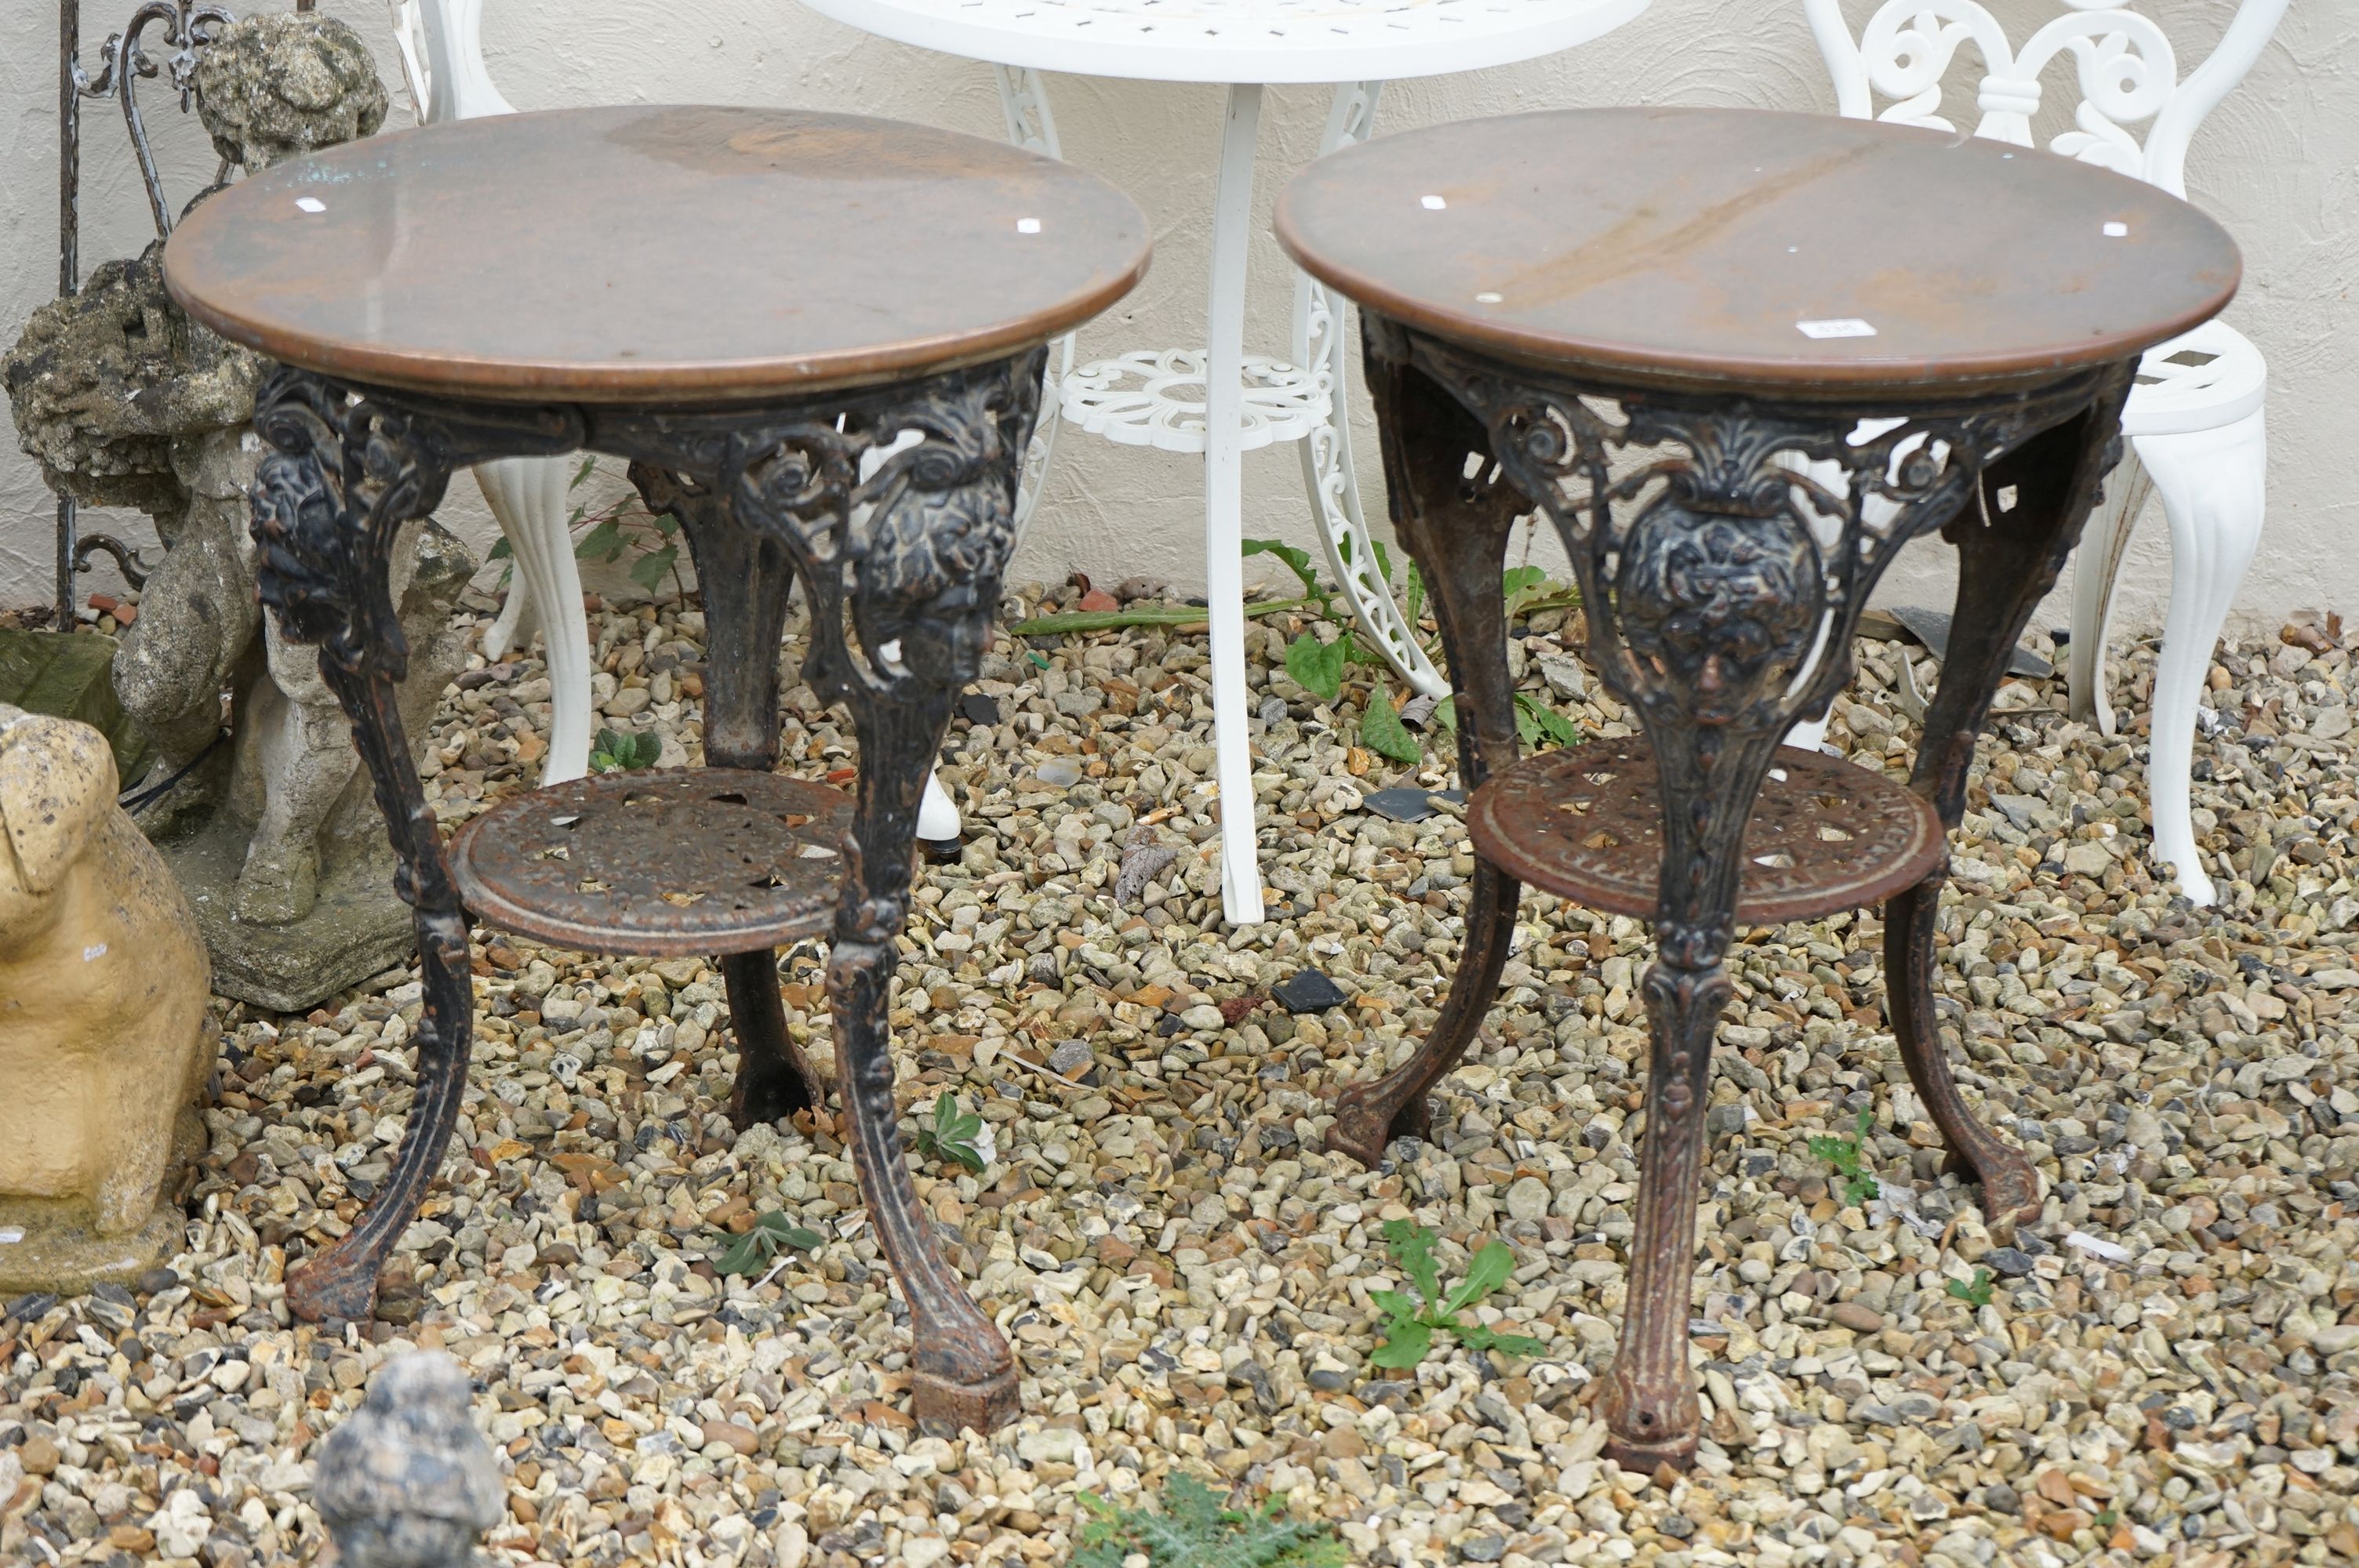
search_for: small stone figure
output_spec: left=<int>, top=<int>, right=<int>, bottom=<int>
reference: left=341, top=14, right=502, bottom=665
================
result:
left=192, top=12, right=390, bottom=171
left=2, top=13, right=467, bottom=1010
left=0, top=706, right=212, bottom=1294
left=314, top=1352, right=504, bottom=1568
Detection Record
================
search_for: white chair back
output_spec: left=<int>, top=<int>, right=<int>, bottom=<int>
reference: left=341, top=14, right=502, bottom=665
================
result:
left=1801, top=0, right=2287, bottom=198
left=387, top=0, right=517, bottom=125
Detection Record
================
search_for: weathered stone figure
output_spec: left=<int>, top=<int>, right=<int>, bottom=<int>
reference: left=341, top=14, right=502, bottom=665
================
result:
left=2, top=14, right=469, bottom=1009
left=0, top=705, right=212, bottom=1293
left=314, top=1352, right=504, bottom=1568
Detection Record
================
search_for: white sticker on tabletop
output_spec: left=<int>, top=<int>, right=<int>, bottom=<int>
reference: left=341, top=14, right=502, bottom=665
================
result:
left=1797, top=318, right=1877, bottom=339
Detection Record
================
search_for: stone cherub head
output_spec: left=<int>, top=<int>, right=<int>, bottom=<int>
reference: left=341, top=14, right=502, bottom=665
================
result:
left=194, top=12, right=390, bottom=170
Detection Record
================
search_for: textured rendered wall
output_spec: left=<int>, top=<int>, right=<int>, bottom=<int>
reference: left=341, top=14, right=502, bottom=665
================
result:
left=3, top=0, right=2352, bottom=640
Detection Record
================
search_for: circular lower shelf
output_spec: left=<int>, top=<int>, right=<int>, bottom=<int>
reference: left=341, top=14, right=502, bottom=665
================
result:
left=449, top=769, right=852, bottom=956
left=1059, top=348, right=1328, bottom=453
left=1467, top=738, right=1944, bottom=924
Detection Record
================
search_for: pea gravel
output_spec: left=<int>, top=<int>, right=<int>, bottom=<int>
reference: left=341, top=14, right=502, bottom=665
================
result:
left=3, top=583, right=2355, bottom=1568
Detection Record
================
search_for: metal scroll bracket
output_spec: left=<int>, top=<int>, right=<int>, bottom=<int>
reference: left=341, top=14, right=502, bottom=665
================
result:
left=52, top=0, right=245, bottom=626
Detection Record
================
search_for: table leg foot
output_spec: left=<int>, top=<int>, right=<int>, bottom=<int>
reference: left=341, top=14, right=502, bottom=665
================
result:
left=722, top=949, right=825, bottom=1129
left=1599, top=1408, right=1700, bottom=1476
left=913, top=1361, right=1023, bottom=1434
left=1325, top=1084, right=1427, bottom=1170
left=1886, top=880, right=2043, bottom=1225
left=1326, top=859, right=1518, bottom=1167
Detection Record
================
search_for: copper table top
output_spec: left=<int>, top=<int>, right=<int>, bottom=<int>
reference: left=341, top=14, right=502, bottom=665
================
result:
left=163, top=105, right=1151, bottom=401
left=1275, top=106, right=2240, bottom=394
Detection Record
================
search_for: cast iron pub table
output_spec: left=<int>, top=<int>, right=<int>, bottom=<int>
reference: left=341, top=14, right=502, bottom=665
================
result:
left=1277, top=107, right=2239, bottom=1471
left=162, top=104, right=1149, bottom=1430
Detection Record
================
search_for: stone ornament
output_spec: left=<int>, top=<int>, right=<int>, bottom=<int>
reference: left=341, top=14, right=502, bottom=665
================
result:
left=192, top=11, right=389, bottom=172
left=3, top=13, right=469, bottom=1011
left=314, top=1352, right=503, bottom=1568
left=0, top=706, right=212, bottom=1294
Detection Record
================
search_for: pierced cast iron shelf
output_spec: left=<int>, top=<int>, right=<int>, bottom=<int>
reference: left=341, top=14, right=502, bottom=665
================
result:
left=1467, top=738, right=1945, bottom=924
left=449, top=769, right=851, bottom=956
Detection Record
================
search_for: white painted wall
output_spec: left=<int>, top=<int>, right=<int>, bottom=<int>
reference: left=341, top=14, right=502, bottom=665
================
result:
left=5, top=0, right=2353, bottom=640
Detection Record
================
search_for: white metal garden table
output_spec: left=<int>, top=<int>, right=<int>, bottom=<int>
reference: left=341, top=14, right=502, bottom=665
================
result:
left=795, top=0, right=1649, bottom=924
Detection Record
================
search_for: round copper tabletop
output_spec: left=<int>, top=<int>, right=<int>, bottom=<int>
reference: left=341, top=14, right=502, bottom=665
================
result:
left=162, top=105, right=1151, bottom=402
left=1274, top=107, right=2240, bottom=394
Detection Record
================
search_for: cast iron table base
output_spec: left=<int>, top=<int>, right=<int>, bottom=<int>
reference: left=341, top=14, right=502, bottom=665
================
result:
left=1322, top=330, right=2122, bottom=1468
left=244, top=352, right=1043, bottom=1432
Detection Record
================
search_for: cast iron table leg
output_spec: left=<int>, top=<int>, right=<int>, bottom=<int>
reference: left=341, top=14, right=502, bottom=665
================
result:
left=632, top=470, right=827, bottom=1126
left=248, top=368, right=577, bottom=1322
left=603, top=352, right=1046, bottom=1429
left=1327, top=344, right=1526, bottom=1167
left=1885, top=397, right=2135, bottom=1227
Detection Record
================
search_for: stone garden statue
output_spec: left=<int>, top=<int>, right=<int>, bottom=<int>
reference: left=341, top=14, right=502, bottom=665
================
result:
left=2, top=13, right=474, bottom=1011
left=0, top=706, right=212, bottom=1294
left=315, top=1352, right=504, bottom=1568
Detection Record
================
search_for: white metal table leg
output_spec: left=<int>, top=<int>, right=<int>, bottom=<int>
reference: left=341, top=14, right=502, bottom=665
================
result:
left=1293, top=81, right=1445, bottom=701
left=2137, top=408, right=2266, bottom=907
left=1206, top=82, right=1267, bottom=926
left=474, top=456, right=594, bottom=786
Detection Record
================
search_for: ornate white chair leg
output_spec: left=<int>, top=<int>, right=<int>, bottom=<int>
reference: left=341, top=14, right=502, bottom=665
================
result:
left=482, top=549, right=533, bottom=662
left=2066, top=455, right=2157, bottom=738
left=1292, top=82, right=1446, bottom=702
left=2137, top=408, right=2266, bottom=908
left=1205, top=83, right=1267, bottom=926
left=474, top=456, right=594, bottom=786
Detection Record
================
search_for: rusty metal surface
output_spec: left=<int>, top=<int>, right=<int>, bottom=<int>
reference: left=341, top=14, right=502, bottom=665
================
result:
left=162, top=105, right=1150, bottom=402
left=1275, top=107, right=2238, bottom=396
left=449, top=768, right=852, bottom=956
left=1467, top=738, right=1945, bottom=924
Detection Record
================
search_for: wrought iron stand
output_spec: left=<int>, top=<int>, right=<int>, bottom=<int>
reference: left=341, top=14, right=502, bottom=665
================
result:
left=246, top=349, right=1044, bottom=1432
left=1329, top=314, right=2133, bottom=1472
left=50, top=0, right=256, bottom=625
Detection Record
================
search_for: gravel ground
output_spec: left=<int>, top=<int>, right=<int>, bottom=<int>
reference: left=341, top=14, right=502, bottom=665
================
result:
left=3, top=579, right=2357, bottom=1568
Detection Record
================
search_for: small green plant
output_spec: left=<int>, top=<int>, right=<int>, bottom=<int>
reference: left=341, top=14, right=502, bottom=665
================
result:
left=1369, top=1219, right=1548, bottom=1370
left=912, top=1091, right=990, bottom=1173
left=489, top=454, right=688, bottom=601
left=588, top=727, right=661, bottom=772
left=709, top=1210, right=822, bottom=1278
left=1433, top=691, right=1583, bottom=753
left=2093, top=1506, right=2120, bottom=1530
left=1807, top=1108, right=1881, bottom=1207
left=1005, top=536, right=1579, bottom=767
left=1074, top=1472, right=1344, bottom=1568
left=1946, top=1268, right=1997, bottom=1309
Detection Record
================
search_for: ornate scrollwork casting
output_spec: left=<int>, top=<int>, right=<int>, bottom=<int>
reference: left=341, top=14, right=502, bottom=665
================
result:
left=252, top=368, right=581, bottom=688
left=1381, top=329, right=2100, bottom=745
left=601, top=350, right=1044, bottom=716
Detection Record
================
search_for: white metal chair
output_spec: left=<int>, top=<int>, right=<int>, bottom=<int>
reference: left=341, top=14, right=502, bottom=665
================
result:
left=385, top=0, right=964, bottom=841
left=1795, top=0, right=2283, bottom=906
